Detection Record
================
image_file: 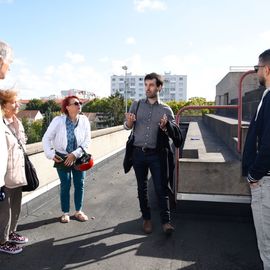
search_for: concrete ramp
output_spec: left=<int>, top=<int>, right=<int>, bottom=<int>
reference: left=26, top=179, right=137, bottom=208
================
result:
left=178, top=120, right=250, bottom=201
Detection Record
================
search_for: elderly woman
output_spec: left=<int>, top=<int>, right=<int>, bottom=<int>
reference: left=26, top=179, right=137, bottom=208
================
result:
left=42, top=96, right=91, bottom=223
left=0, top=89, right=28, bottom=255
left=0, top=41, right=13, bottom=190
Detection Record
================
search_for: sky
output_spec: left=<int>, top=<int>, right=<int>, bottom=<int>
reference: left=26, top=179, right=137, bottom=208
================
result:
left=0, top=0, right=270, bottom=101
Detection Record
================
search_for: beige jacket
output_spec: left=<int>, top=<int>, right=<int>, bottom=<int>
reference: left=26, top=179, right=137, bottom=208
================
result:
left=3, top=116, right=27, bottom=189
left=0, top=111, right=7, bottom=187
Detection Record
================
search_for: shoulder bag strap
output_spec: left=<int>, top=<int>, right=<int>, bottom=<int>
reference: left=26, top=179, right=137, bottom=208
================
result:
left=132, top=100, right=141, bottom=132
left=3, top=120, right=26, bottom=155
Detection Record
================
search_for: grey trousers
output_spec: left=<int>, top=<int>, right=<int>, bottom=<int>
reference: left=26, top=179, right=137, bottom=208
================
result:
left=0, top=186, right=22, bottom=244
left=251, top=177, right=270, bottom=270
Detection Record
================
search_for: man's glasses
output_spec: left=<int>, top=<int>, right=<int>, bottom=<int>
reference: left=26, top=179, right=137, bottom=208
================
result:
left=254, top=65, right=265, bottom=73
left=69, top=101, right=82, bottom=106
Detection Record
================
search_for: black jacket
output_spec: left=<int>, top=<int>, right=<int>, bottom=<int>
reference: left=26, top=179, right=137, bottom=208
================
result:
left=156, top=120, right=183, bottom=201
left=242, top=91, right=270, bottom=180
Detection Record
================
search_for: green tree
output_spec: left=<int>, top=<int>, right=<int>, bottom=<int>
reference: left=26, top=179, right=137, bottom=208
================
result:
left=41, top=100, right=61, bottom=114
left=26, top=99, right=44, bottom=111
left=166, top=100, right=186, bottom=115
left=21, top=118, right=43, bottom=144
left=41, top=110, right=61, bottom=136
left=82, top=92, right=125, bottom=126
left=107, top=92, right=125, bottom=125
left=185, top=97, right=215, bottom=115
left=82, top=98, right=110, bottom=113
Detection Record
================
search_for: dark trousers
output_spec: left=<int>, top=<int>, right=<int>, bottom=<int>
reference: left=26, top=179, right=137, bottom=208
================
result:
left=132, top=148, right=170, bottom=224
left=0, top=187, right=22, bottom=243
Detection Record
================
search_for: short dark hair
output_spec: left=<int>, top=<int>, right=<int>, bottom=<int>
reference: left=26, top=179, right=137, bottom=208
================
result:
left=259, top=49, right=270, bottom=65
left=144, top=72, right=163, bottom=87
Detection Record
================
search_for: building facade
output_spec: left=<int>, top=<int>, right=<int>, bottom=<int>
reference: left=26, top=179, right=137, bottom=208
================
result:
left=111, top=72, right=187, bottom=102
left=61, top=89, right=96, bottom=99
left=215, top=71, right=263, bottom=120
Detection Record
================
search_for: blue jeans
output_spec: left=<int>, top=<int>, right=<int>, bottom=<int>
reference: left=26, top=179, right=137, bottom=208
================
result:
left=251, top=176, right=270, bottom=270
left=132, top=148, right=170, bottom=224
left=56, top=167, right=86, bottom=213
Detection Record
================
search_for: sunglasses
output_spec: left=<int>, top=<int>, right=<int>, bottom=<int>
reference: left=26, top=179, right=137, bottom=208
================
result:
left=69, top=101, right=82, bottom=106
left=254, top=65, right=265, bottom=73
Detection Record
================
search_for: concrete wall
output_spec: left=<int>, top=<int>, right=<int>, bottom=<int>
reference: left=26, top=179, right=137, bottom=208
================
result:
left=23, top=126, right=130, bottom=202
left=216, top=72, right=258, bottom=103
left=178, top=118, right=250, bottom=196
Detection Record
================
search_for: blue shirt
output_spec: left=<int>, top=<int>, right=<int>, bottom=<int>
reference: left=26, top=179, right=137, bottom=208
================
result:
left=65, top=117, right=78, bottom=153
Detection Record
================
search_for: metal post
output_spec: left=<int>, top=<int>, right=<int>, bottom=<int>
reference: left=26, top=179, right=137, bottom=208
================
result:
left=122, top=65, right=128, bottom=113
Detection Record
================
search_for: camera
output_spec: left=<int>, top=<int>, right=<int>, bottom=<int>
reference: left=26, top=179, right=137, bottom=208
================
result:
left=0, top=187, right=5, bottom=202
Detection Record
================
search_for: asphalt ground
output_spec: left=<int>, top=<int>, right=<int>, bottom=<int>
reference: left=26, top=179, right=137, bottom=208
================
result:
left=0, top=153, right=263, bottom=270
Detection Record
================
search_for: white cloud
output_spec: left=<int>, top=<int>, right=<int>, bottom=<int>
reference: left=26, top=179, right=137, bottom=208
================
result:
left=134, top=0, right=167, bottom=12
left=161, top=53, right=221, bottom=100
left=1, top=58, right=109, bottom=99
left=99, top=56, right=109, bottom=63
left=111, top=54, right=143, bottom=75
left=65, top=51, right=85, bottom=64
left=259, top=31, right=270, bottom=43
left=13, top=57, right=27, bottom=66
left=125, top=36, right=136, bottom=45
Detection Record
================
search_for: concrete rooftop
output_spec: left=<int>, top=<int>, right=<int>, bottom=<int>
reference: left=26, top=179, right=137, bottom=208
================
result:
left=0, top=152, right=263, bottom=270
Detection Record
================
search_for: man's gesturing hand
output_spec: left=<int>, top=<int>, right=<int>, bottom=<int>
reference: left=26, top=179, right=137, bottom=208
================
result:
left=125, top=113, right=136, bottom=129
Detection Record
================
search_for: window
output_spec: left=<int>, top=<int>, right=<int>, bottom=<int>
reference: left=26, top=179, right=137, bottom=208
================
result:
left=224, top=93, right=229, bottom=105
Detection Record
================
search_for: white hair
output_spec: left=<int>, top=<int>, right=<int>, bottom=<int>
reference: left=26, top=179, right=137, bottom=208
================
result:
left=0, top=41, right=13, bottom=64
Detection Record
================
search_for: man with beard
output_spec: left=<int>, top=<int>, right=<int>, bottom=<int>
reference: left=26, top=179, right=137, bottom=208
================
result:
left=124, top=72, right=182, bottom=235
left=0, top=41, right=13, bottom=189
left=242, top=49, right=270, bottom=270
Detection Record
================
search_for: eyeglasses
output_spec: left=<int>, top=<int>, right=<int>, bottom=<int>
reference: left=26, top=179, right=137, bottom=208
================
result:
left=69, top=101, right=82, bottom=106
left=254, top=65, right=265, bottom=73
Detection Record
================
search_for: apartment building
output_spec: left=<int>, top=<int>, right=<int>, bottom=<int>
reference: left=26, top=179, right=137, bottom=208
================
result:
left=111, top=72, right=187, bottom=102
left=61, top=89, right=96, bottom=99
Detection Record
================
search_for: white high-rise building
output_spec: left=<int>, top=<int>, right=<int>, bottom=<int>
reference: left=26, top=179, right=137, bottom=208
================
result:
left=111, top=72, right=187, bottom=102
left=61, top=89, right=96, bottom=99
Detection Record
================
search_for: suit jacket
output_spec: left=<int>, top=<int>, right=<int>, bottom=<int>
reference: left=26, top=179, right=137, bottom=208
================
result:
left=157, top=120, right=183, bottom=205
left=242, top=91, right=270, bottom=180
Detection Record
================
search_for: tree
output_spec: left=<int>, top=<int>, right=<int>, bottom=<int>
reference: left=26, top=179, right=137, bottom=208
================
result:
left=26, top=99, right=44, bottom=111
left=166, top=100, right=186, bottom=115
left=41, top=100, right=61, bottom=114
left=107, top=92, right=125, bottom=125
left=21, top=117, right=43, bottom=144
left=82, top=92, right=126, bottom=126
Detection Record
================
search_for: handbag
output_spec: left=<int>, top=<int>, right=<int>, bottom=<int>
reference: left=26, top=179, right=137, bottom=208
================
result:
left=123, top=101, right=140, bottom=174
left=74, top=146, right=94, bottom=171
left=5, top=123, right=39, bottom=192
left=22, top=154, right=39, bottom=192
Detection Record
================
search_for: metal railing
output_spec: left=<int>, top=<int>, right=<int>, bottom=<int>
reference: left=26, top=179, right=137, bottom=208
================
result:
left=173, top=70, right=255, bottom=201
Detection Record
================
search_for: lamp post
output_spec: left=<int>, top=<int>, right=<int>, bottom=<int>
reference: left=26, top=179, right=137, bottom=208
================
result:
left=122, top=65, right=128, bottom=113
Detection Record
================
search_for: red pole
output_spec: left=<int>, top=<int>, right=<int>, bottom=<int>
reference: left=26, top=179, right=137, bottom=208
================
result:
left=237, top=70, right=255, bottom=153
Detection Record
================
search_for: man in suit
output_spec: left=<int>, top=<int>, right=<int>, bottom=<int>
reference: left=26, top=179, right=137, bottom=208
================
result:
left=242, top=49, right=270, bottom=270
